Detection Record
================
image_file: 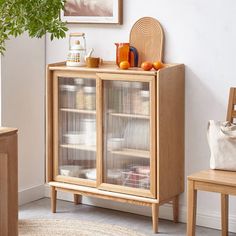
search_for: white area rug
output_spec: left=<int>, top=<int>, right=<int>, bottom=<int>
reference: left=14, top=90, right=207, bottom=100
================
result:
left=19, top=219, right=147, bottom=236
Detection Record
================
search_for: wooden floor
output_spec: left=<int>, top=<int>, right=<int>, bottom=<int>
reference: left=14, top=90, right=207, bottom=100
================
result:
left=19, top=198, right=234, bottom=236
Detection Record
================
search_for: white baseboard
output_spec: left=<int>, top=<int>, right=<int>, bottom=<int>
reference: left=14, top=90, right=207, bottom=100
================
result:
left=44, top=184, right=236, bottom=233
left=19, top=184, right=45, bottom=206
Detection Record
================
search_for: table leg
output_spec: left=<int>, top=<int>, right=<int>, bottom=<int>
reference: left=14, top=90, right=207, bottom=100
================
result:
left=221, top=194, right=228, bottom=236
left=173, top=195, right=179, bottom=223
left=152, top=203, right=159, bottom=233
left=51, top=186, right=57, bottom=213
left=187, top=179, right=197, bottom=236
left=74, top=194, right=82, bottom=205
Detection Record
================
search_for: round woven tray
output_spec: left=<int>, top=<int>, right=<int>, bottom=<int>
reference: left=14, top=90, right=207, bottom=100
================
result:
left=129, top=17, right=164, bottom=66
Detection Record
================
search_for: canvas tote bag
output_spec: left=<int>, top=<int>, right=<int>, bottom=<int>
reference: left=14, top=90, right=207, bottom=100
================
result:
left=207, top=120, right=236, bottom=171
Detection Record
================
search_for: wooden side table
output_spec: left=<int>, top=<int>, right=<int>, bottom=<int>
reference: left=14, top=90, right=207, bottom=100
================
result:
left=0, top=128, right=18, bottom=236
left=187, top=170, right=236, bottom=236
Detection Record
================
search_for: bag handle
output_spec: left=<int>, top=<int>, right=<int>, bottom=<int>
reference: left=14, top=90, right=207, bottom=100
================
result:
left=220, top=121, right=236, bottom=138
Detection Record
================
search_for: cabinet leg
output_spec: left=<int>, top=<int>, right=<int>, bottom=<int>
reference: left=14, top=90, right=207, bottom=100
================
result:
left=173, top=195, right=179, bottom=223
left=74, top=194, right=82, bottom=205
left=51, top=186, right=57, bottom=213
left=221, top=194, right=229, bottom=236
left=152, top=203, right=159, bottom=233
left=187, top=180, right=197, bottom=236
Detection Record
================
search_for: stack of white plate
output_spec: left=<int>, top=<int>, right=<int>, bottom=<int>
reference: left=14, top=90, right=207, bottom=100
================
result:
left=63, top=132, right=96, bottom=146
left=60, top=165, right=81, bottom=177
left=63, top=132, right=84, bottom=144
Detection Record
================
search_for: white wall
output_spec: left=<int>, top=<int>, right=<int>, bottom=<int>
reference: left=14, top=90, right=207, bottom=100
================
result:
left=1, top=33, right=45, bottom=204
left=43, top=0, right=235, bottom=232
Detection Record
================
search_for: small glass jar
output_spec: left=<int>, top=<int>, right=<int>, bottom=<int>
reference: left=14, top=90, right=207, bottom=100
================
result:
left=141, top=90, right=150, bottom=115
left=59, top=85, right=77, bottom=108
left=112, top=81, right=123, bottom=112
left=131, top=82, right=143, bottom=114
left=122, top=82, right=132, bottom=114
left=75, top=78, right=84, bottom=110
left=84, top=86, right=96, bottom=110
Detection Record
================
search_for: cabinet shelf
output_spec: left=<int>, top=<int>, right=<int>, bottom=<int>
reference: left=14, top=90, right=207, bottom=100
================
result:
left=108, top=112, right=150, bottom=119
left=109, top=148, right=150, bottom=159
left=60, top=144, right=96, bottom=152
left=60, top=108, right=96, bottom=115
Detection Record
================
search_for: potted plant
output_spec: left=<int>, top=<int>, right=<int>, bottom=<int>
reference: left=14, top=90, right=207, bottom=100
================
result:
left=0, top=0, right=68, bottom=54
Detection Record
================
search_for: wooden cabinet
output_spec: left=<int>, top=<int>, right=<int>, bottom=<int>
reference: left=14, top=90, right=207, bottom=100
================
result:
left=46, top=62, right=185, bottom=233
left=0, top=128, right=18, bottom=236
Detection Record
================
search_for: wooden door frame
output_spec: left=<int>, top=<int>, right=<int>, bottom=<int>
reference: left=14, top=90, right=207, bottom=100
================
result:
left=96, top=73, right=156, bottom=198
left=52, top=71, right=98, bottom=188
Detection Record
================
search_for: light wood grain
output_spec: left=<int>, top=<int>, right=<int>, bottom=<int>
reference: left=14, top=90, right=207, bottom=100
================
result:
left=221, top=194, right=228, bottom=236
left=54, top=175, right=96, bottom=188
left=74, top=194, right=82, bottom=205
left=194, top=181, right=236, bottom=195
left=99, top=183, right=154, bottom=198
left=173, top=195, right=179, bottom=223
left=96, top=77, right=103, bottom=187
left=187, top=180, right=197, bottom=236
left=49, top=181, right=158, bottom=204
left=53, top=72, right=59, bottom=179
left=187, top=176, right=235, bottom=236
left=46, top=65, right=54, bottom=182
left=109, top=148, right=150, bottom=158
left=51, top=70, right=98, bottom=80
left=150, top=77, right=157, bottom=198
left=188, top=170, right=236, bottom=187
left=57, top=186, right=153, bottom=207
left=60, top=108, right=96, bottom=115
left=96, top=73, right=156, bottom=198
left=188, top=85, right=236, bottom=236
left=0, top=127, right=17, bottom=136
left=49, top=62, right=157, bottom=76
left=51, top=186, right=57, bottom=213
left=0, top=154, right=8, bottom=236
left=157, top=64, right=185, bottom=202
left=109, top=112, right=149, bottom=120
left=0, top=129, right=18, bottom=236
left=232, top=110, right=236, bottom=118
left=118, top=0, right=123, bottom=25
left=152, top=203, right=159, bottom=233
left=129, top=17, right=164, bottom=66
left=96, top=72, right=154, bottom=82
left=52, top=72, right=98, bottom=188
left=226, top=87, right=236, bottom=122
left=47, top=62, right=185, bottom=231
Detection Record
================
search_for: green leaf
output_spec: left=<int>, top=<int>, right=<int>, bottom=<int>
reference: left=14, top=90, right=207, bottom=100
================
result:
left=0, top=0, right=68, bottom=54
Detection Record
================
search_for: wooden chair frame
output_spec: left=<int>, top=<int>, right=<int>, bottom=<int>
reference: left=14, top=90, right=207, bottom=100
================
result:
left=187, top=87, right=236, bottom=236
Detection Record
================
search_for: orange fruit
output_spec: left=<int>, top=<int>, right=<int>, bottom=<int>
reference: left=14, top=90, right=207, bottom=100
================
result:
left=141, top=61, right=153, bottom=71
left=119, top=61, right=130, bottom=70
left=153, top=61, right=165, bottom=70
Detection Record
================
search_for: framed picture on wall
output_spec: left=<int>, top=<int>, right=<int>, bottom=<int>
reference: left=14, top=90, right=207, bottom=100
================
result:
left=61, top=0, right=123, bottom=24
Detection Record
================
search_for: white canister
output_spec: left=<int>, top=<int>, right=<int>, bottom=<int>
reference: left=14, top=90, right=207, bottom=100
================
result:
left=80, top=118, right=96, bottom=133
left=84, top=86, right=96, bottom=110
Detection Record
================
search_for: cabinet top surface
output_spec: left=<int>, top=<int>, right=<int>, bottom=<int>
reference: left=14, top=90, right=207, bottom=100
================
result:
left=0, top=127, right=18, bottom=136
left=48, top=61, right=182, bottom=76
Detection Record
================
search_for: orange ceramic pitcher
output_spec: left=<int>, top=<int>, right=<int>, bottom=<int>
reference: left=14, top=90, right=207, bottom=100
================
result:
left=115, top=43, right=130, bottom=66
left=115, top=43, right=139, bottom=67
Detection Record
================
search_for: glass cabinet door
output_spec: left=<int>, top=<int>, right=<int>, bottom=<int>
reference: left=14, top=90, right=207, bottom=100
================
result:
left=97, top=74, right=156, bottom=198
left=53, top=74, right=97, bottom=186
